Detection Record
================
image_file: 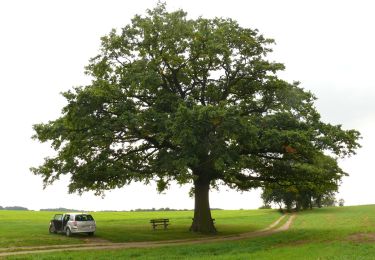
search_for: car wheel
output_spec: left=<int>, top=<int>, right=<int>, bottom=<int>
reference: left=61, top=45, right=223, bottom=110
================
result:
left=66, top=227, right=72, bottom=237
left=87, top=232, right=94, bottom=236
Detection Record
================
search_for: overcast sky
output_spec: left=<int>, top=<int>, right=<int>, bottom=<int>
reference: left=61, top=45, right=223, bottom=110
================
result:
left=0, top=0, right=374, bottom=211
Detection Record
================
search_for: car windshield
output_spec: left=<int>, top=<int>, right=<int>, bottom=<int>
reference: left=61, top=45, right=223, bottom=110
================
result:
left=54, top=214, right=63, bottom=221
left=75, top=214, right=94, bottom=221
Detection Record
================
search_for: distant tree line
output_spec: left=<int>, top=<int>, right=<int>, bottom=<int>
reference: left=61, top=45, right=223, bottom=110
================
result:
left=0, top=206, right=29, bottom=210
left=131, top=208, right=191, bottom=212
left=39, top=207, right=84, bottom=212
left=131, top=208, right=223, bottom=212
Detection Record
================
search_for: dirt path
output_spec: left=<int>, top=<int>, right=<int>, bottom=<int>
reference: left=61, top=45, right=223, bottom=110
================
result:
left=0, top=214, right=296, bottom=257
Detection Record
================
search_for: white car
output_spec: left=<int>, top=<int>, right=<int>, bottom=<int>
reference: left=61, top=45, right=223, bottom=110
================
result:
left=49, top=213, right=96, bottom=236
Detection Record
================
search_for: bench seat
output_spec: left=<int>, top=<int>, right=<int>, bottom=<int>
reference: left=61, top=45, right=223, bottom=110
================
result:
left=150, top=218, right=169, bottom=230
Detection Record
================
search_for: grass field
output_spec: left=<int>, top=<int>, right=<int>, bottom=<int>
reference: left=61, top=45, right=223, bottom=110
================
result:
left=3, top=205, right=375, bottom=259
left=0, top=209, right=280, bottom=248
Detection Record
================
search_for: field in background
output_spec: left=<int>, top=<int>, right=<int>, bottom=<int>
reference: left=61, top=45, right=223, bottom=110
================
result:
left=0, top=209, right=280, bottom=248
left=5, top=205, right=375, bottom=259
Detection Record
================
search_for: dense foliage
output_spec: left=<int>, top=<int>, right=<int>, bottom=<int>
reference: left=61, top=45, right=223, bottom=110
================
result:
left=32, top=3, right=360, bottom=232
left=261, top=152, right=345, bottom=211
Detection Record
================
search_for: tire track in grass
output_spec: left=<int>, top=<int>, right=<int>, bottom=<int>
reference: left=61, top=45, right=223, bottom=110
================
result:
left=0, top=214, right=296, bottom=257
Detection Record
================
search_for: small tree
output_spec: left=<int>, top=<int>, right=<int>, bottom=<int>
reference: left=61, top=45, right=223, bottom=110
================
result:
left=319, top=192, right=337, bottom=207
left=338, top=198, right=345, bottom=207
left=258, top=204, right=272, bottom=209
left=32, top=3, right=360, bottom=233
left=261, top=153, right=346, bottom=211
left=261, top=183, right=285, bottom=211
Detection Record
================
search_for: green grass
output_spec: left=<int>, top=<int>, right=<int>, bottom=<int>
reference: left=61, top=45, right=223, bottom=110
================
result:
left=6, top=205, right=375, bottom=259
left=0, top=211, right=81, bottom=248
left=95, top=209, right=280, bottom=242
left=0, top=209, right=280, bottom=247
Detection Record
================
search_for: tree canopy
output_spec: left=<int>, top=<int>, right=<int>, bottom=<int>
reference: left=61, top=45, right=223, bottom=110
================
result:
left=261, top=152, right=345, bottom=211
left=32, top=3, right=360, bottom=233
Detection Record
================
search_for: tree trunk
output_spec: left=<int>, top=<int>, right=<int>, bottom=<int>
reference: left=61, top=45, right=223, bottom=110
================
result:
left=317, top=196, right=322, bottom=208
left=295, top=201, right=301, bottom=211
left=190, top=179, right=217, bottom=233
left=286, top=201, right=292, bottom=213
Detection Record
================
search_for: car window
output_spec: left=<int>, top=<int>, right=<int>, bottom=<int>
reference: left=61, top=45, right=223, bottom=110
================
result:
left=54, top=214, right=62, bottom=221
left=75, top=214, right=94, bottom=221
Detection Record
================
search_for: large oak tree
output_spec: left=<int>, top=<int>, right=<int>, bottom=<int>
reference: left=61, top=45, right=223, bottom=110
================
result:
left=32, top=4, right=360, bottom=233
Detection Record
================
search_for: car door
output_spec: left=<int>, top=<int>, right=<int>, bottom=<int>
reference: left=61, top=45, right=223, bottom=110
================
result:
left=62, top=214, right=70, bottom=230
left=52, top=214, right=63, bottom=231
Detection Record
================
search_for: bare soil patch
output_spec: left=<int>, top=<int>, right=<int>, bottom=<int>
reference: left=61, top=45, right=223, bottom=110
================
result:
left=80, top=236, right=112, bottom=244
left=347, top=232, right=375, bottom=242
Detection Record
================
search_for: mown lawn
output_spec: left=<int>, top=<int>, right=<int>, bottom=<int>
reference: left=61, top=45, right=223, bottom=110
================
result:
left=7, top=205, right=375, bottom=259
left=94, top=209, right=281, bottom=242
left=0, top=209, right=280, bottom=247
left=0, top=210, right=80, bottom=248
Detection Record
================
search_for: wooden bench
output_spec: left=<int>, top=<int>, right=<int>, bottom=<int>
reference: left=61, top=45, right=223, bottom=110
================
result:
left=150, top=218, right=169, bottom=230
